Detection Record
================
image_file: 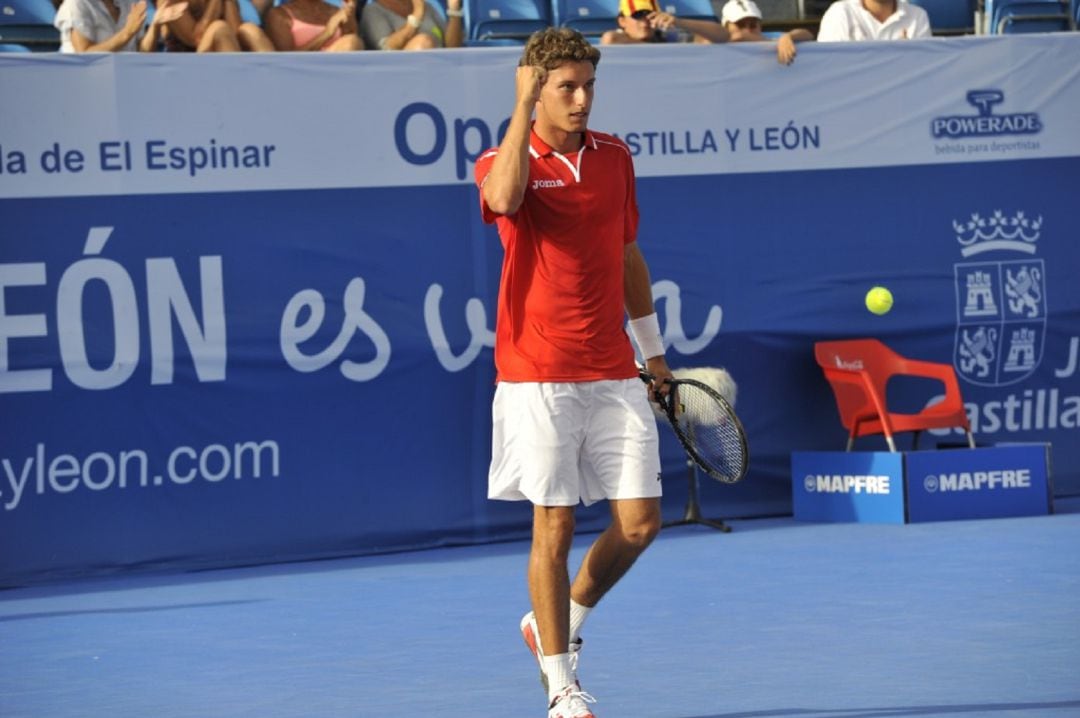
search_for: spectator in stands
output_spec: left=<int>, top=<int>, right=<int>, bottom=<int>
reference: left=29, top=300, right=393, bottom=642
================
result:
left=816, top=0, right=931, bottom=39
left=265, top=0, right=363, bottom=50
left=159, top=0, right=274, bottom=51
left=719, top=0, right=813, bottom=64
left=55, top=0, right=185, bottom=51
left=601, top=0, right=730, bottom=43
left=360, top=0, right=463, bottom=49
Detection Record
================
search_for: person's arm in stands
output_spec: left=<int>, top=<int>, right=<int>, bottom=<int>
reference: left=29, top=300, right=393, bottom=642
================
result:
left=262, top=4, right=295, bottom=48
left=167, top=0, right=224, bottom=46
left=649, top=12, right=731, bottom=43
left=374, top=0, right=425, bottom=49
left=600, top=29, right=633, bottom=43
left=441, top=0, right=463, bottom=47
left=776, top=27, right=812, bottom=64
left=341, top=0, right=359, bottom=36
left=138, top=0, right=188, bottom=50
left=70, top=0, right=146, bottom=51
left=221, top=0, right=242, bottom=30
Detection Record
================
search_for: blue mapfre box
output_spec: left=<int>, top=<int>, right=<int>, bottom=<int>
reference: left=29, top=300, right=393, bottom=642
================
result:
left=905, top=444, right=1053, bottom=522
left=792, top=444, right=1053, bottom=524
left=791, top=451, right=906, bottom=524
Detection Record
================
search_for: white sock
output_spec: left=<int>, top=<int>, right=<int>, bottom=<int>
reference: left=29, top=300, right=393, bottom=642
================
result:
left=542, top=654, right=574, bottom=700
left=569, top=599, right=592, bottom=644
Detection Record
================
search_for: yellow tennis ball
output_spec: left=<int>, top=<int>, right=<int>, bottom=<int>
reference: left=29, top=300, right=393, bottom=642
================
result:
left=865, top=286, right=893, bottom=315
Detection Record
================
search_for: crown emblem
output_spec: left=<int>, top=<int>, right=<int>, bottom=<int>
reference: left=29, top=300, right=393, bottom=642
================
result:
left=954, top=210, right=1040, bottom=257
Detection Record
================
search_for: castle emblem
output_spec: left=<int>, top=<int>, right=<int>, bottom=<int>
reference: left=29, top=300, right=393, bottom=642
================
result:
left=953, top=210, right=1046, bottom=386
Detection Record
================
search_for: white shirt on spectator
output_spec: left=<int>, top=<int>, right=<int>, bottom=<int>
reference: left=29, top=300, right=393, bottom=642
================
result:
left=55, top=0, right=141, bottom=52
left=817, top=0, right=932, bottom=41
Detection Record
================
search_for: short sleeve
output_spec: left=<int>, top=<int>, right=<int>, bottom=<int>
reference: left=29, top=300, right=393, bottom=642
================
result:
left=67, top=0, right=98, bottom=42
left=623, top=149, right=639, bottom=245
left=474, top=148, right=500, bottom=224
left=815, top=4, right=847, bottom=41
left=360, top=3, right=395, bottom=49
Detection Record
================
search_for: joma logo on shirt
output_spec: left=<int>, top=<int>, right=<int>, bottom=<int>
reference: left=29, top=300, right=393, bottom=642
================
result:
left=532, top=179, right=566, bottom=189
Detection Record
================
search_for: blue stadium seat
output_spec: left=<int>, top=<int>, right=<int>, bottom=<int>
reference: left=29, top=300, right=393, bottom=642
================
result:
left=0, top=0, right=60, bottom=49
left=910, top=0, right=975, bottom=33
left=0, top=0, right=55, bottom=24
left=238, top=0, right=263, bottom=23
left=990, top=0, right=1071, bottom=31
left=467, top=0, right=551, bottom=42
left=0, top=41, right=32, bottom=50
left=656, top=0, right=716, bottom=18
left=553, top=0, right=619, bottom=37
left=745, top=0, right=800, bottom=20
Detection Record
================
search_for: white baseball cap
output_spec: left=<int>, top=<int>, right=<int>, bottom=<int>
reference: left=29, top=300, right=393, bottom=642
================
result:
left=721, top=0, right=762, bottom=23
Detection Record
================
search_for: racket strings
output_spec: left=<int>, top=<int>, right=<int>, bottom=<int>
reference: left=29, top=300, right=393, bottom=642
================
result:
left=672, top=384, right=747, bottom=483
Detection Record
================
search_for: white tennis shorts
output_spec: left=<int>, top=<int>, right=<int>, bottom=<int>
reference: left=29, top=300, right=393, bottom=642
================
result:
left=488, top=379, right=662, bottom=507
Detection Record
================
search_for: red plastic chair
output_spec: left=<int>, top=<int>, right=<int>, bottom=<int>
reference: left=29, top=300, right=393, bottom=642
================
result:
left=814, top=338, right=976, bottom=452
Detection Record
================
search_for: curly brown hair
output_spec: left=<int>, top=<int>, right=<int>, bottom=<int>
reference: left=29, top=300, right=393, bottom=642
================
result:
left=519, top=28, right=601, bottom=70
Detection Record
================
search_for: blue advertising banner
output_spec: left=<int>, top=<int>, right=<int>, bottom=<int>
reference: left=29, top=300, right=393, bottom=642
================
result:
left=2, top=37, right=1079, bottom=584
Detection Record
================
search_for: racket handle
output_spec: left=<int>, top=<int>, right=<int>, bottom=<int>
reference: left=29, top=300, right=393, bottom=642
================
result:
left=639, top=371, right=674, bottom=413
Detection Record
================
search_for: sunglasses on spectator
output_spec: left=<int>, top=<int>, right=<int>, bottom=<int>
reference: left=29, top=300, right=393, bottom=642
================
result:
left=629, top=10, right=652, bottom=19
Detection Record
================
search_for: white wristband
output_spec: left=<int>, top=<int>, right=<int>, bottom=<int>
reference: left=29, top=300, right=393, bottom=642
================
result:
left=406, top=13, right=421, bottom=28
left=628, top=313, right=665, bottom=360
left=446, top=8, right=463, bottom=16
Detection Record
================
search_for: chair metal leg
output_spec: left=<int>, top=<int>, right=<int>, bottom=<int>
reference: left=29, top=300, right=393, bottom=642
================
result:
left=663, top=460, right=731, bottom=533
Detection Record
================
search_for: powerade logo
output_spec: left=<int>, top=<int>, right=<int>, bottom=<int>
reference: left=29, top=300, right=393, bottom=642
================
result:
left=931, top=90, right=1042, bottom=140
left=803, top=475, right=891, bottom=494
left=922, top=469, right=1032, bottom=493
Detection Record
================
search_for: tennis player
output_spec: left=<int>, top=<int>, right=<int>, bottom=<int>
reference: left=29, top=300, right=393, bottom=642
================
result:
left=474, top=27, right=673, bottom=718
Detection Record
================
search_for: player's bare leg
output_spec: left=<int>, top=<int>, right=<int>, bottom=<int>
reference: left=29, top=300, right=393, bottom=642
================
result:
left=570, top=497, right=661, bottom=607
left=529, top=505, right=576, bottom=664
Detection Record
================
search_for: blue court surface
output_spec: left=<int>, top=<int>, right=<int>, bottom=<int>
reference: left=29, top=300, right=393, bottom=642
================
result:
left=2, top=498, right=1078, bottom=718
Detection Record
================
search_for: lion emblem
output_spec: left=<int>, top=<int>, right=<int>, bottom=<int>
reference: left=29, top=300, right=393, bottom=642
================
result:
left=1005, top=265, right=1042, bottom=318
left=959, top=326, right=997, bottom=378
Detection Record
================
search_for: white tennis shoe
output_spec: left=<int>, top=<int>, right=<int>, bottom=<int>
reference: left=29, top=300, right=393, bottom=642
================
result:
left=547, top=685, right=597, bottom=718
left=520, top=611, right=584, bottom=695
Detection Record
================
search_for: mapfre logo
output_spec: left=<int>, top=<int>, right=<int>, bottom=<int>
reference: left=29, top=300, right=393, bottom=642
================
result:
left=803, top=474, right=891, bottom=495
left=922, top=469, right=1032, bottom=493
left=532, top=179, right=566, bottom=190
left=952, top=209, right=1046, bottom=386
left=931, top=90, right=1043, bottom=140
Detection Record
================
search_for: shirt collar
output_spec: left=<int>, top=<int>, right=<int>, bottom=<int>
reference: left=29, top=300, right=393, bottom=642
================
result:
left=530, top=126, right=597, bottom=157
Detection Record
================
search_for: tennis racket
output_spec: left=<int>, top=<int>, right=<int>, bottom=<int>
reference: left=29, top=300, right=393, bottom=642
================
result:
left=641, top=369, right=749, bottom=484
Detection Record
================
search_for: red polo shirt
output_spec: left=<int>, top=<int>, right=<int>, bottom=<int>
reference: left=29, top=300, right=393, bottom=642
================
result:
left=475, top=128, right=640, bottom=383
